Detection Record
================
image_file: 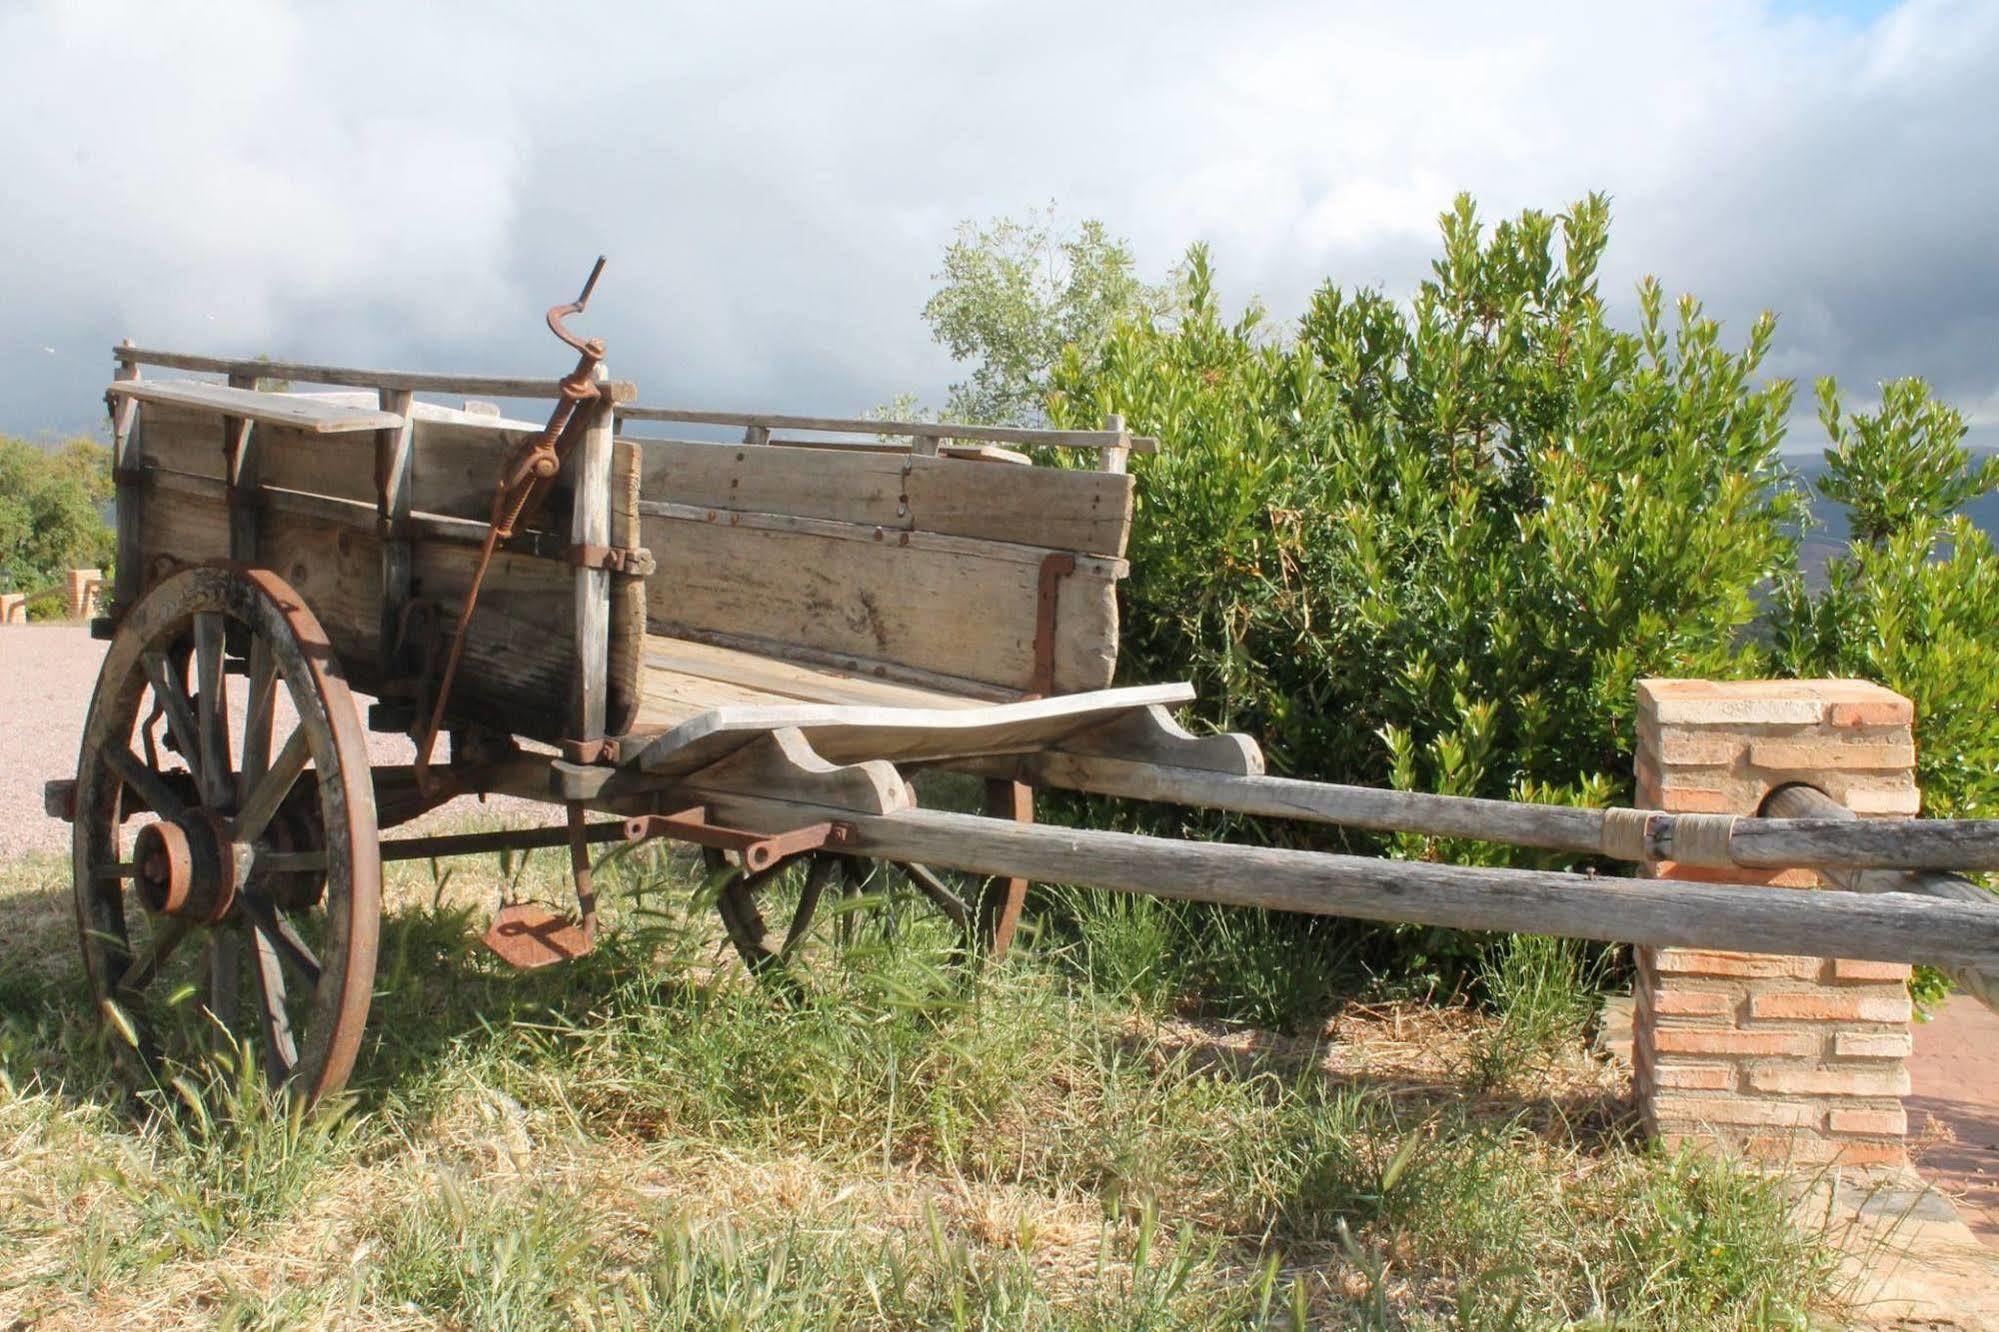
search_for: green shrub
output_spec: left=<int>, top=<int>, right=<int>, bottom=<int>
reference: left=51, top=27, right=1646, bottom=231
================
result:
left=1038, top=194, right=1800, bottom=989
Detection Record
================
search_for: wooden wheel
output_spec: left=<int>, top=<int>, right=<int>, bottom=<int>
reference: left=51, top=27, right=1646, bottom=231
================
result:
left=72, top=566, right=381, bottom=1105
left=705, top=779, right=1033, bottom=978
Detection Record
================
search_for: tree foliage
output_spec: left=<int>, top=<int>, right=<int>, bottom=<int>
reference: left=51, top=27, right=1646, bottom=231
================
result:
left=921, top=206, right=1169, bottom=426
left=0, top=435, right=114, bottom=610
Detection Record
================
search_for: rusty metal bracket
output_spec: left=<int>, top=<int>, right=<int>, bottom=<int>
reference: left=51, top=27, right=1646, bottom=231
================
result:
left=1030, top=552, right=1076, bottom=698
left=561, top=735, right=621, bottom=766
left=623, top=806, right=854, bottom=873
left=569, top=542, right=655, bottom=576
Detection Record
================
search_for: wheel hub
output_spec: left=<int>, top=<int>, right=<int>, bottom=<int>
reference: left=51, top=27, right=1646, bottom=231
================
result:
left=133, top=813, right=240, bottom=923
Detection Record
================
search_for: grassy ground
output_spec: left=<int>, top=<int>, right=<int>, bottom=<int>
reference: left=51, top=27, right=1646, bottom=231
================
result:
left=0, top=826, right=1866, bottom=1329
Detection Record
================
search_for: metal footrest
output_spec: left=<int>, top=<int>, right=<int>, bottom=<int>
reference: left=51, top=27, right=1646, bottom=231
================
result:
left=480, top=902, right=592, bottom=970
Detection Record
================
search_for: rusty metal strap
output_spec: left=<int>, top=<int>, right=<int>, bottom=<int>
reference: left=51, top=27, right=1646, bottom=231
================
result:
left=569, top=543, right=656, bottom=576
left=624, top=807, right=854, bottom=873
left=1030, top=552, right=1076, bottom=698
left=561, top=735, right=622, bottom=765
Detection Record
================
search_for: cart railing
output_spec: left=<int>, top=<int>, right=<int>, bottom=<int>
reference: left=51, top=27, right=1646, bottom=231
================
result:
left=616, top=404, right=1156, bottom=471
left=112, top=343, right=638, bottom=404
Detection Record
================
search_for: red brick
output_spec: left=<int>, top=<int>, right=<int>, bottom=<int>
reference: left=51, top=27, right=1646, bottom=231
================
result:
left=1746, top=1066, right=1911, bottom=1097
left=1651, top=1063, right=1737, bottom=1091
left=1827, top=1107, right=1908, bottom=1137
left=1827, top=700, right=1914, bottom=728
left=1832, top=1031, right=1913, bottom=1059
left=1828, top=1140, right=1909, bottom=1167
left=1650, top=1028, right=1818, bottom=1057
left=1651, top=1095, right=1819, bottom=1128
left=1829, top=959, right=1913, bottom=983
left=1653, top=950, right=1818, bottom=980
left=1747, top=739, right=1915, bottom=771
left=1655, top=787, right=1752, bottom=814
left=1748, top=991, right=1911, bottom=1023
left=1650, top=989, right=1737, bottom=1019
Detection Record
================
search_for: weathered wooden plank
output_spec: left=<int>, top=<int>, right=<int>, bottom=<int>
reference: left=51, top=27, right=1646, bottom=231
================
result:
left=570, top=370, right=614, bottom=746
left=637, top=501, right=1124, bottom=576
left=644, top=637, right=982, bottom=710
left=632, top=439, right=1134, bottom=556
left=1730, top=807, right=1999, bottom=870
left=113, top=345, right=638, bottom=403
left=409, top=418, right=540, bottom=521
left=638, top=510, right=1122, bottom=695
left=376, top=389, right=415, bottom=680
left=109, top=380, right=403, bottom=432
left=618, top=406, right=1158, bottom=453
left=223, top=371, right=259, bottom=564
left=412, top=540, right=575, bottom=740
left=693, top=800, right=1999, bottom=973
left=634, top=439, right=908, bottom=530
left=634, top=683, right=1194, bottom=778
left=111, top=346, right=144, bottom=613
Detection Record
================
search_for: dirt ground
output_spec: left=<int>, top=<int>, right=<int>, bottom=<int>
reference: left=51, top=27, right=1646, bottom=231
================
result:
left=0, top=624, right=527, bottom=860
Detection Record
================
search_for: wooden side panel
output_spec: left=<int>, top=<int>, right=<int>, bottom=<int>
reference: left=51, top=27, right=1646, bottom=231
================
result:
left=630, top=438, right=1134, bottom=556
left=902, top=459, right=1132, bottom=557
left=134, top=481, right=382, bottom=680
left=635, top=439, right=907, bottom=528
left=409, top=418, right=540, bottom=521
left=412, top=541, right=576, bottom=739
left=137, top=403, right=229, bottom=479
left=259, top=426, right=374, bottom=503
left=640, top=513, right=1120, bottom=695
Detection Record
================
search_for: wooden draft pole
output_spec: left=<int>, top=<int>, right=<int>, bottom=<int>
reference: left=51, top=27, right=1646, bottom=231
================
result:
left=691, top=795, right=1999, bottom=974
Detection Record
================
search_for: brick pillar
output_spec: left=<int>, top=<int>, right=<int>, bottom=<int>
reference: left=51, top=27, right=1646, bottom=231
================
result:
left=1633, top=679, right=1918, bottom=1168
left=65, top=568, right=103, bottom=620
left=0, top=593, right=24, bottom=624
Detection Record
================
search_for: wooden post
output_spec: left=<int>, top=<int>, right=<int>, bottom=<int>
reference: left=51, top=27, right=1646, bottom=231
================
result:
left=570, top=365, right=615, bottom=748
left=1632, top=679, right=1919, bottom=1169
left=375, top=388, right=415, bottom=682
left=110, top=340, right=143, bottom=617
left=223, top=372, right=259, bottom=566
left=1099, top=413, right=1130, bottom=474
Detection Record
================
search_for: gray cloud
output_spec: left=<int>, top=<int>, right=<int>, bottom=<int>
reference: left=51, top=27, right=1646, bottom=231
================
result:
left=3, top=0, right=1992, bottom=449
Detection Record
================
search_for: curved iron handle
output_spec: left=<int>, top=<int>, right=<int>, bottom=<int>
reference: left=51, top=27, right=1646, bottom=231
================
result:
left=548, top=255, right=607, bottom=357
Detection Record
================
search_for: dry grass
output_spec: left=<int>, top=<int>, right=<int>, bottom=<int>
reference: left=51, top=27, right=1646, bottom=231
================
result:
left=0, top=827, right=1861, bottom=1328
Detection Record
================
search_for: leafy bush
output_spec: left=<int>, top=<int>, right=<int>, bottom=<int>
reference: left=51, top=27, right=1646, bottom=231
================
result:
left=1037, top=195, right=1800, bottom=988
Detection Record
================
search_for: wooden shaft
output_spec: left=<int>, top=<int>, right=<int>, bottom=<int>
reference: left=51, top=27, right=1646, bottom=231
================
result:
left=1021, top=751, right=1999, bottom=872
left=695, top=797, right=1999, bottom=972
left=1759, top=783, right=1999, bottom=1011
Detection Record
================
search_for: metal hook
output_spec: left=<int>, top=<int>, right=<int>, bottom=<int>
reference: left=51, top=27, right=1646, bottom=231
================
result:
left=547, top=255, right=608, bottom=356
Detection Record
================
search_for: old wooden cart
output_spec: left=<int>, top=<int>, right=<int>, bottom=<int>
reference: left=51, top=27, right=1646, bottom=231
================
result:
left=50, top=275, right=1999, bottom=1104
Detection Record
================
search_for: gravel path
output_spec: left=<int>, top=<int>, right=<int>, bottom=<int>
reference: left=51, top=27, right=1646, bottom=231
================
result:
left=0, top=625, right=531, bottom=860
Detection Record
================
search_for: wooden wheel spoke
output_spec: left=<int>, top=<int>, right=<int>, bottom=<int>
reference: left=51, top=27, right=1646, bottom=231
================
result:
left=901, top=862, right=971, bottom=932
left=241, top=895, right=322, bottom=989
left=207, top=929, right=241, bottom=1030
left=248, top=921, right=300, bottom=1076
left=234, top=726, right=311, bottom=845
left=107, top=746, right=187, bottom=822
left=140, top=652, right=201, bottom=781
left=193, top=612, right=231, bottom=809
left=114, top=917, right=190, bottom=996
left=238, top=635, right=277, bottom=806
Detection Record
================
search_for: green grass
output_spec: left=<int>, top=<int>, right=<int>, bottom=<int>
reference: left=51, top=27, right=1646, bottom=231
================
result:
left=0, top=834, right=1856, bottom=1328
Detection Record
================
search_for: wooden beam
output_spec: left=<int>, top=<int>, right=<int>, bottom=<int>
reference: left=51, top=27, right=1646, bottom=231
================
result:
left=570, top=365, right=615, bottom=747
left=111, top=345, right=638, bottom=403
left=223, top=371, right=259, bottom=564
left=691, top=800, right=1999, bottom=972
left=617, top=406, right=1160, bottom=454
left=1758, top=784, right=1999, bottom=1011
left=110, top=341, right=143, bottom=614
left=375, top=388, right=415, bottom=680
left=108, top=380, right=405, bottom=432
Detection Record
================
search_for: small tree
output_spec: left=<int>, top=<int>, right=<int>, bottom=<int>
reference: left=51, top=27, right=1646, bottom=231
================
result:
left=921, top=206, right=1169, bottom=426
left=0, top=436, right=114, bottom=607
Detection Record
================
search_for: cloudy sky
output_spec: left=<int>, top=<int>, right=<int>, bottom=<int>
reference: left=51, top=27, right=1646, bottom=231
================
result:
left=2, top=0, right=1993, bottom=448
